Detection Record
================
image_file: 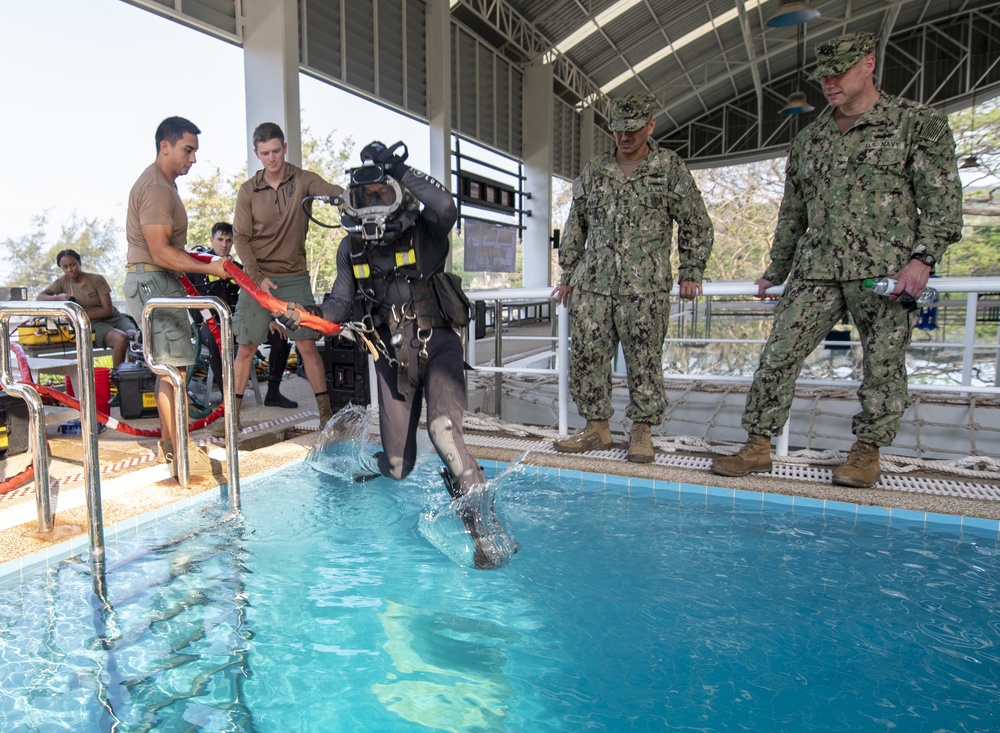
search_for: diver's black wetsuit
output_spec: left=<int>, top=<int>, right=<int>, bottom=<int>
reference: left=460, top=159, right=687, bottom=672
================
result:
left=316, top=165, right=486, bottom=496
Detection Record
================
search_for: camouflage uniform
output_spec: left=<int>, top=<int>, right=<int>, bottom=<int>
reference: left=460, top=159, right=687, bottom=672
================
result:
left=560, top=100, right=714, bottom=423
left=743, top=57, right=963, bottom=445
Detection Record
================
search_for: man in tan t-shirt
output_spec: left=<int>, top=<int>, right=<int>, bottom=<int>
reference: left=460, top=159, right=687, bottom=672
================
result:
left=229, top=122, right=344, bottom=430
left=124, top=116, right=229, bottom=478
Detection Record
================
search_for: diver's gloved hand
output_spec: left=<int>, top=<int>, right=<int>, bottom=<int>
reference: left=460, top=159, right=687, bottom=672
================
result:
left=274, top=302, right=323, bottom=331
left=360, top=140, right=407, bottom=180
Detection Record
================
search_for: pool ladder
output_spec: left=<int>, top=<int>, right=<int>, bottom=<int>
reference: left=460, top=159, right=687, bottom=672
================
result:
left=0, top=297, right=242, bottom=605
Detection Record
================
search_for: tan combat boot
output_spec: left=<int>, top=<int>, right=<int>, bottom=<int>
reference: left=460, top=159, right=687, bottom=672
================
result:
left=711, top=434, right=773, bottom=476
left=159, top=440, right=216, bottom=479
left=316, top=393, right=335, bottom=429
left=212, top=397, right=242, bottom=438
left=627, top=422, right=655, bottom=463
left=832, top=441, right=881, bottom=488
left=156, top=438, right=173, bottom=465
left=553, top=420, right=613, bottom=453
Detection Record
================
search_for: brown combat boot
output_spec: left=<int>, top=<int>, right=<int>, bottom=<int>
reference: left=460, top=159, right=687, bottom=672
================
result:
left=711, top=434, right=773, bottom=476
left=316, top=393, right=335, bottom=429
left=159, top=440, right=216, bottom=479
left=832, top=441, right=881, bottom=488
left=627, top=422, right=655, bottom=463
left=156, top=438, right=173, bottom=465
left=212, top=397, right=242, bottom=438
left=553, top=420, right=613, bottom=453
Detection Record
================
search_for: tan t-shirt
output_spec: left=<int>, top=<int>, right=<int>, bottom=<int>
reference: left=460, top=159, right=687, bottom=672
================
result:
left=233, top=162, right=341, bottom=282
left=125, top=163, right=188, bottom=266
left=42, top=272, right=118, bottom=314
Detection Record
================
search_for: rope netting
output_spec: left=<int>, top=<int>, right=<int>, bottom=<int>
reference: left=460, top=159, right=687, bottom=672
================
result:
left=464, top=372, right=1000, bottom=483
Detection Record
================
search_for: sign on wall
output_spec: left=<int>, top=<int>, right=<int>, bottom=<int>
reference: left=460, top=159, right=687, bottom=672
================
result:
left=463, top=220, right=517, bottom=273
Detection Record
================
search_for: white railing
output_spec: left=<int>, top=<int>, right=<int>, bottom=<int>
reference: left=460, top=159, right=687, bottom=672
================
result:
left=465, top=278, right=1000, bottom=437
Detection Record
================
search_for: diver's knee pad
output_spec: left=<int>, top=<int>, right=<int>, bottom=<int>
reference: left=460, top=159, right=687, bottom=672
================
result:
left=429, top=415, right=465, bottom=478
left=375, top=451, right=412, bottom=481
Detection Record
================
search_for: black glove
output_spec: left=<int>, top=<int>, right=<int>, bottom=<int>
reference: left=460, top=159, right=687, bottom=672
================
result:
left=275, top=303, right=324, bottom=331
left=360, top=140, right=408, bottom=180
left=360, top=141, right=388, bottom=163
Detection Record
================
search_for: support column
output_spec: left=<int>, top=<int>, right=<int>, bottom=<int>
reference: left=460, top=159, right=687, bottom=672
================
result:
left=242, top=0, right=302, bottom=170
left=426, top=0, right=452, bottom=190
left=521, top=60, right=554, bottom=288
left=579, top=106, right=596, bottom=171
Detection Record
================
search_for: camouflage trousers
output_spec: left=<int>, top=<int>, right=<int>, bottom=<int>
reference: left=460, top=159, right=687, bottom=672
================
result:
left=569, top=290, right=671, bottom=423
left=742, top=279, right=915, bottom=447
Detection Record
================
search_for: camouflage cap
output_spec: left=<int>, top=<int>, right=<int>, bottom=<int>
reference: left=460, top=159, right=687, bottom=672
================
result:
left=608, top=94, right=656, bottom=132
left=807, top=32, right=876, bottom=81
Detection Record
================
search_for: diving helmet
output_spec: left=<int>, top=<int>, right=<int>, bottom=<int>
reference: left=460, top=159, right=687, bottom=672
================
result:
left=341, top=160, right=416, bottom=243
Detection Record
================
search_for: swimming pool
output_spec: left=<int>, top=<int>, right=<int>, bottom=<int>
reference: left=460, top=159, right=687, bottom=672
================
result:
left=0, top=447, right=998, bottom=731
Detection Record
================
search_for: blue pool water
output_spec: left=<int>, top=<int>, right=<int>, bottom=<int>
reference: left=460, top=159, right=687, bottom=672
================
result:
left=0, top=451, right=998, bottom=731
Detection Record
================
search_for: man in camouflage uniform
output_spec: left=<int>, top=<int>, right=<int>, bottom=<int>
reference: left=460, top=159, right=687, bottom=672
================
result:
left=552, top=94, right=714, bottom=462
left=711, top=32, right=963, bottom=487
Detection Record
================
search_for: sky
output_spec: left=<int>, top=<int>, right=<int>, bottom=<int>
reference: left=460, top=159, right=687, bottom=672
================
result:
left=0, top=0, right=439, bottom=280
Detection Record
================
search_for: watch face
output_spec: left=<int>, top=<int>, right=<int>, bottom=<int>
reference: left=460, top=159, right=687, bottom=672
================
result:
left=913, top=254, right=935, bottom=266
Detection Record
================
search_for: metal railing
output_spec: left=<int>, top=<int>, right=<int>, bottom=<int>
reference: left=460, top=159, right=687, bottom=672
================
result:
left=465, top=278, right=1000, bottom=439
left=0, top=297, right=242, bottom=606
left=142, top=297, right=240, bottom=507
left=0, top=301, right=105, bottom=599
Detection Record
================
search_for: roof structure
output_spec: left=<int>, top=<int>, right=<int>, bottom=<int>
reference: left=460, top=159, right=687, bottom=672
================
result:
left=126, top=0, right=1000, bottom=174
left=454, top=0, right=1000, bottom=167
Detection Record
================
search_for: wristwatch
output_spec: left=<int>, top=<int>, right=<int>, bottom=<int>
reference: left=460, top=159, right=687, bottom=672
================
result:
left=910, top=252, right=936, bottom=268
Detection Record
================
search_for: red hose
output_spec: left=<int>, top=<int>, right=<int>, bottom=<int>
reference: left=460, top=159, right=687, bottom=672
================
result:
left=0, top=466, right=34, bottom=495
left=187, top=251, right=342, bottom=336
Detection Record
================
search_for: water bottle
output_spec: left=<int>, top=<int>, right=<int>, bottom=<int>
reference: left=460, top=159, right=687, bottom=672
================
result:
left=863, top=278, right=938, bottom=305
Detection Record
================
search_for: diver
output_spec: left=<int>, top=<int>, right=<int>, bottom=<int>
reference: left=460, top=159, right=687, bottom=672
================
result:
left=276, top=141, right=509, bottom=569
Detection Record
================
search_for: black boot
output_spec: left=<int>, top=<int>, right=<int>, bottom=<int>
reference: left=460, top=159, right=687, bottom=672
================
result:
left=440, top=467, right=503, bottom=570
left=264, top=383, right=298, bottom=408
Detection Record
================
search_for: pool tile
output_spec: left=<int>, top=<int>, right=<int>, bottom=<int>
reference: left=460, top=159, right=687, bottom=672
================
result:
left=762, top=493, right=793, bottom=507
left=605, top=473, right=629, bottom=488
left=961, top=515, right=1000, bottom=537
left=792, top=496, right=825, bottom=514
left=679, top=483, right=707, bottom=497
left=629, top=477, right=654, bottom=496
left=706, top=485, right=735, bottom=502
left=856, top=504, right=890, bottom=520
left=824, top=500, right=857, bottom=518
left=654, top=480, right=680, bottom=496
left=888, top=508, right=927, bottom=527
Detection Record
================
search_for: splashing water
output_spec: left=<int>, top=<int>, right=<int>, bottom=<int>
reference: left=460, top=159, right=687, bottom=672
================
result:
left=306, top=405, right=518, bottom=569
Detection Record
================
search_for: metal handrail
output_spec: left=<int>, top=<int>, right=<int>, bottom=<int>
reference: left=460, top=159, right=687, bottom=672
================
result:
left=465, top=278, right=1000, bottom=437
left=0, top=301, right=105, bottom=600
left=141, top=297, right=240, bottom=510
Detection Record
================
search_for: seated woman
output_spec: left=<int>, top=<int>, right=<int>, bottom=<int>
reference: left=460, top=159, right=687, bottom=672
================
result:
left=37, top=249, right=138, bottom=368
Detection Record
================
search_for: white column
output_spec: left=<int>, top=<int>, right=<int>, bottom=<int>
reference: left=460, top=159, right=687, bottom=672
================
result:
left=521, top=60, right=554, bottom=288
left=425, top=0, right=452, bottom=189
left=241, top=0, right=302, bottom=171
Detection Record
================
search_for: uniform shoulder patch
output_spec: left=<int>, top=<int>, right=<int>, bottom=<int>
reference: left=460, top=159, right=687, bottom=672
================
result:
left=918, top=116, right=947, bottom=143
left=673, top=173, right=693, bottom=197
left=572, top=177, right=585, bottom=199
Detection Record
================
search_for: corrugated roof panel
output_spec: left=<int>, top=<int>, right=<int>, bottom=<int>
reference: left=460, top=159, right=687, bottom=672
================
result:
left=344, top=2, right=376, bottom=94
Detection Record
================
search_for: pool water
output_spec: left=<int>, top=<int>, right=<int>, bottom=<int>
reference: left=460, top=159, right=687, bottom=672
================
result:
left=0, top=452, right=998, bottom=732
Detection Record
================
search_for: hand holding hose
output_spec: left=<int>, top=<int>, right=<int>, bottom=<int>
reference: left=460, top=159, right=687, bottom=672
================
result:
left=274, top=302, right=324, bottom=331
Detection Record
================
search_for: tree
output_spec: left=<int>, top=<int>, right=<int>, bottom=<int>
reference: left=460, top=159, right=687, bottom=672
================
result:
left=302, top=129, right=355, bottom=295
left=184, top=165, right=245, bottom=248
left=2, top=212, right=124, bottom=295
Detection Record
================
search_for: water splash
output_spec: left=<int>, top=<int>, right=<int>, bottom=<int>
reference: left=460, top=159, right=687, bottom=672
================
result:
left=419, top=460, right=523, bottom=570
left=305, top=404, right=382, bottom=481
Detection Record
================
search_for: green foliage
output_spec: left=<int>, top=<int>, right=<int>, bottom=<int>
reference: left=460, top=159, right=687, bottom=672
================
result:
left=2, top=212, right=124, bottom=295
left=184, top=165, right=245, bottom=248
left=302, top=129, right=355, bottom=295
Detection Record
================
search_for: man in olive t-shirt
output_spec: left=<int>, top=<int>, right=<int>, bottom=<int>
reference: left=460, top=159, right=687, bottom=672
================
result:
left=124, top=116, right=229, bottom=477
